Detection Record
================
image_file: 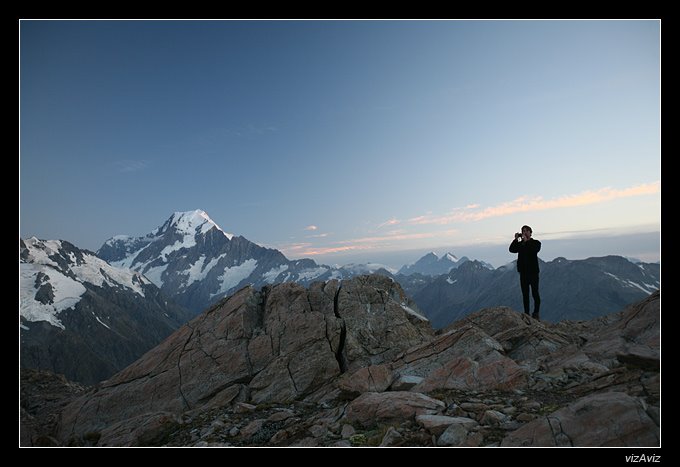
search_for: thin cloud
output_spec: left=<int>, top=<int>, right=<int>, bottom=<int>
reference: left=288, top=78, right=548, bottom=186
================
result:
left=377, top=218, right=400, bottom=229
left=283, top=181, right=658, bottom=258
left=407, top=181, right=660, bottom=226
left=340, top=230, right=457, bottom=245
left=285, top=229, right=458, bottom=257
left=306, top=232, right=330, bottom=238
left=114, top=159, right=149, bottom=173
left=292, top=245, right=376, bottom=256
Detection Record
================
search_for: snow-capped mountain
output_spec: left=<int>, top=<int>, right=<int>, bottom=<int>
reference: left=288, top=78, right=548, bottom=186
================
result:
left=20, top=237, right=191, bottom=384
left=398, top=251, right=487, bottom=276
left=97, top=210, right=361, bottom=314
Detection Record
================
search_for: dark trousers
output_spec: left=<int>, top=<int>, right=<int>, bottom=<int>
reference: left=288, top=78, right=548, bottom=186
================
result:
left=520, top=271, right=540, bottom=316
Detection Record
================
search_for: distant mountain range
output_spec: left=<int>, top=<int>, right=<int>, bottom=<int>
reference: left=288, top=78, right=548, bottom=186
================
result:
left=397, top=251, right=493, bottom=276
left=409, top=256, right=660, bottom=328
left=20, top=238, right=192, bottom=384
left=20, top=209, right=660, bottom=385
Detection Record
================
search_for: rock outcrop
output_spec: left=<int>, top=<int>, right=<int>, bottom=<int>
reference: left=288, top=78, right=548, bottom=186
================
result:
left=44, top=281, right=658, bottom=447
left=56, top=276, right=431, bottom=445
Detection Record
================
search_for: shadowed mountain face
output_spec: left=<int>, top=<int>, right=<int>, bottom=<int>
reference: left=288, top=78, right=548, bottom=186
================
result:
left=38, top=275, right=658, bottom=447
left=20, top=238, right=193, bottom=385
left=410, top=256, right=659, bottom=328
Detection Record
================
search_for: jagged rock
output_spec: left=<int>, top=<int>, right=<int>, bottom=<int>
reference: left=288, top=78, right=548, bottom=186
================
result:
left=337, top=364, right=394, bottom=396
left=390, top=374, right=424, bottom=391
left=413, top=330, right=526, bottom=391
left=344, top=392, right=445, bottom=428
left=501, top=392, right=659, bottom=447
left=414, top=354, right=525, bottom=392
left=308, top=424, right=327, bottom=438
left=436, top=418, right=478, bottom=446
left=516, top=413, right=536, bottom=423
left=581, top=291, right=659, bottom=368
left=380, top=427, right=403, bottom=446
left=416, top=414, right=465, bottom=436
left=97, top=412, right=181, bottom=447
left=393, top=320, right=527, bottom=392
left=266, top=409, right=294, bottom=422
left=56, top=276, right=431, bottom=445
left=480, top=410, right=506, bottom=425
left=341, top=424, right=356, bottom=439
left=20, top=369, right=88, bottom=447
left=240, top=419, right=266, bottom=439
left=233, top=402, right=256, bottom=414
left=291, top=437, right=319, bottom=447
left=336, top=275, right=433, bottom=370
left=462, top=307, right=576, bottom=362
left=43, top=283, right=658, bottom=447
left=459, top=402, right=488, bottom=412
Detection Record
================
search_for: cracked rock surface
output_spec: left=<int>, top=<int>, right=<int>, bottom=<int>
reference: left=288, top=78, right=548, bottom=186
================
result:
left=34, top=279, right=657, bottom=447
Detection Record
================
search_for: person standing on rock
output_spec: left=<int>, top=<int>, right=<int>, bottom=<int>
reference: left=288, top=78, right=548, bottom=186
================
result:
left=509, top=225, right=541, bottom=320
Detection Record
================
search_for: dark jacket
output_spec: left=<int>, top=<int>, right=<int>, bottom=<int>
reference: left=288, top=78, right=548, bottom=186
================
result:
left=509, top=238, right=541, bottom=274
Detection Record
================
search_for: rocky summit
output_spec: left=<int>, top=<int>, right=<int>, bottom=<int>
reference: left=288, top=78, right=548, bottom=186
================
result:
left=28, top=276, right=659, bottom=447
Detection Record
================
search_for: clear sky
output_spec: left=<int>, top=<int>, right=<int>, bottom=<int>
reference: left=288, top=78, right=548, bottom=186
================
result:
left=20, top=20, right=660, bottom=268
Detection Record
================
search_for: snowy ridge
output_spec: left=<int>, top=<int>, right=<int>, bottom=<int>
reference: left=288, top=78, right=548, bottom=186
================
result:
left=211, top=259, right=258, bottom=298
left=181, top=254, right=227, bottom=287
left=20, top=237, right=149, bottom=329
left=20, top=263, right=84, bottom=329
left=400, top=303, right=428, bottom=321
left=603, top=271, right=659, bottom=294
left=263, top=264, right=289, bottom=284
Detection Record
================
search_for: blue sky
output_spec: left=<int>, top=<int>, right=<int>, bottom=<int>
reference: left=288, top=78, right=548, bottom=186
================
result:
left=20, top=20, right=660, bottom=267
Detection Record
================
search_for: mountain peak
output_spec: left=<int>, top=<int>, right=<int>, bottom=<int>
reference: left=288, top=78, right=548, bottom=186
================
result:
left=443, top=252, right=458, bottom=262
left=166, top=209, right=232, bottom=239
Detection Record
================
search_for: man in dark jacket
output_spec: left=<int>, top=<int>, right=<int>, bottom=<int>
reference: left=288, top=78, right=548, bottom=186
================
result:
left=509, top=225, right=541, bottom=320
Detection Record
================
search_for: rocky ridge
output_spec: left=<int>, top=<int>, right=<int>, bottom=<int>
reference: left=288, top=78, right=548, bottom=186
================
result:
left=33, top=277, right=658, bottom=447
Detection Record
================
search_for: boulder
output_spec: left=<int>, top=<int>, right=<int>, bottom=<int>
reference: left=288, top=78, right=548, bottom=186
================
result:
left=344, top=392, right=444, bottom=428
left=380, top=427, right=403, bottom=446
left=436, top=418, right=478, bottom=447
left=501, top=392, right=659, bottom=447
left=390, top=374, right=424, bottom=391
left=416, top=414, right=467, bottom=436
left=337, top=364, right=394, bottom=396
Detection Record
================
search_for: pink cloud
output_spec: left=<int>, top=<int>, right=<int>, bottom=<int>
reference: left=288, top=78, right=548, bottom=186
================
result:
left=304, top=225, right=318, bottom=231
left=407, top=181, right=660, bottom=225
left=283, top=229, right=458, bottom=257
left=292, top=244, right=376, bottom=256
